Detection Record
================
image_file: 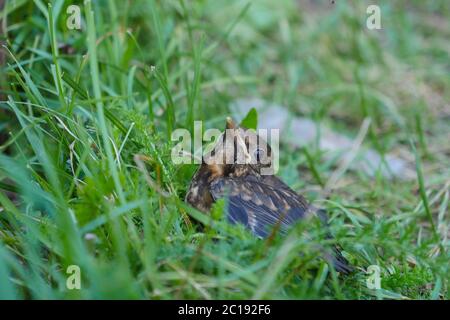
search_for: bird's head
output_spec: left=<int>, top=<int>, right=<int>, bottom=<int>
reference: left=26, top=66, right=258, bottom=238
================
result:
left=203, top=117, right=273, bottom=178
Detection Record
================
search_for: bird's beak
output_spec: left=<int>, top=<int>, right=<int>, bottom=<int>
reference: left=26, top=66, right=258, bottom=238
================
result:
left=235, top=133, right=252, bottom=164
left=225, top=117, right=251, bottom=164
left=226, top=117, right=236, bottom=129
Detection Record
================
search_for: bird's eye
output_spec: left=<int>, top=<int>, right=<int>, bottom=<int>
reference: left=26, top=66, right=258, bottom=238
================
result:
left=254, top=148, right=265, bottom=162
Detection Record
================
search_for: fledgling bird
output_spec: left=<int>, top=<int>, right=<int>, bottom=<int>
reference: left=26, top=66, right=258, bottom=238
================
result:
left=186, top=118, right=352, bottom=274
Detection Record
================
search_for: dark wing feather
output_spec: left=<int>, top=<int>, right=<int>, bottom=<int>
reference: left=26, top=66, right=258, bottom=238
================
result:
left=209, top=174, right=311, bottom=238
left=209, top=175, right=353, bottom=274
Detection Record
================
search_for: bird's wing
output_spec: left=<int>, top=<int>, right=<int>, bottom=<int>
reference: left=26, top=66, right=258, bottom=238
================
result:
left=209, top=174, right=353, bottom=273
left=209, top=175, right=312, bottom=238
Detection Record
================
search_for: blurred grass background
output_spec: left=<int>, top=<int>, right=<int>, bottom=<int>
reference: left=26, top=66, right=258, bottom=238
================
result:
left=0, top=0, right=448, bottom=299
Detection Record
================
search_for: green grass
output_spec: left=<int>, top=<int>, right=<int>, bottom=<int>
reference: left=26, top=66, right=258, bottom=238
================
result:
left=0, top=0, right=449, bottom=299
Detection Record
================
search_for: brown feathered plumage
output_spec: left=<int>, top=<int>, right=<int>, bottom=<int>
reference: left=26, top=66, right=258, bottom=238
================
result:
left=186, top=118, right=351, bottom=273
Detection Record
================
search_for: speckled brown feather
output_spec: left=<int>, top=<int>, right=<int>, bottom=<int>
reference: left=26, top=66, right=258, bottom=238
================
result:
left=209, top=174, right=312, bottom=237
left=185, top=118, right=352, bottom=273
